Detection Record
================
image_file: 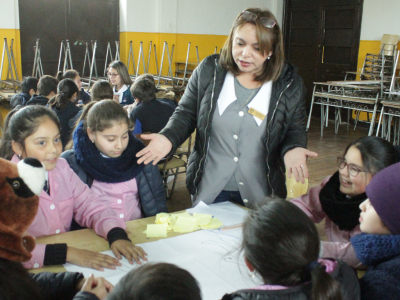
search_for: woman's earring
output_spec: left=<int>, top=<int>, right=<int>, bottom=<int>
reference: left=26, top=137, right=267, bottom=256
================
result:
left=267, top=55, right=271, bottom=60
left=248, top=269, right=255, bottom=278
left=18, top=154, right=22, bottom=159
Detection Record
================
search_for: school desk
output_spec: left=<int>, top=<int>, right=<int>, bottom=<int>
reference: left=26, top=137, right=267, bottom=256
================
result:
left=30, top=215, right=185, bottom=274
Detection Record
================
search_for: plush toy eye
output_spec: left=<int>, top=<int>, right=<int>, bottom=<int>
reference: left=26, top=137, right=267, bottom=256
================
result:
left=12, top=181, right=20, bottom=189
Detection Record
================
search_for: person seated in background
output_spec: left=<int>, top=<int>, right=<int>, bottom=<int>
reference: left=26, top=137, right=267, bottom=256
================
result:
left=26, top=75, right=59, bottom=106
left=48, top=78, right=81, bottom=148
left=68, top=80, right=115, bottom=129
left=57, top=69, right=91, bottom=105
left=129, top=74, right=175, bottom=135
left=10, top=76, right=38, bottom=108
left=91, top=80, right=114, bottom=101
left=106, top=263, right=201, bottom=300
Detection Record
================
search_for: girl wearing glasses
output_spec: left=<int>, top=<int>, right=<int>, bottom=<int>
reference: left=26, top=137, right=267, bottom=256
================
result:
left=136, top=8, right=317, bottom=208
left=107, top=60, right=134, bottom=106
left=291, top=136, right=399, bottom=268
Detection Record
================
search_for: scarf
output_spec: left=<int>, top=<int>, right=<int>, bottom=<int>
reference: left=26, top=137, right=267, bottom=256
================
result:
left=319, top=171, right=366, bottom=231
left=73, top=121, right=144, bottom=183
left=351, top=233, right=400, bottom=266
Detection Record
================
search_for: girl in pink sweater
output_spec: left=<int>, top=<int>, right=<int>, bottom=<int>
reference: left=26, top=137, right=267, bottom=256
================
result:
left=291, top=136, right=398, bottom=268
left=0, top=105, right=147, bottom=270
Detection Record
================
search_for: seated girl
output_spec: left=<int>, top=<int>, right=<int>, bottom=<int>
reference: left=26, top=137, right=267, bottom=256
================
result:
left=61, top=100, right=167, bottom=225
left=351, top=162, right=400, bottom=299
left=222, top=200, right=360, bottom=300
left=290, top=136, right=398, bottom=268
left=107, top=61, right=134, bottom=106
left=48, top=78, right=81, bottom=148
left=57, top=69, right=91, bottom=104
left=0, top=105, right=147, bottom=270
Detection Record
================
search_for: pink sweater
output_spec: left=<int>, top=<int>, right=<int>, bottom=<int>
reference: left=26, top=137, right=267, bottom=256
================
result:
left=91, top=178, right=142, bottom=222
left=12, top=156, right=126, bottom=268
left=290, top=176, right=363, bottom=269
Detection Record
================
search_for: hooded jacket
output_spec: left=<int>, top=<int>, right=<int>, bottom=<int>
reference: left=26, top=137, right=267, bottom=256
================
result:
left=160, top=54, right=307, bottom=200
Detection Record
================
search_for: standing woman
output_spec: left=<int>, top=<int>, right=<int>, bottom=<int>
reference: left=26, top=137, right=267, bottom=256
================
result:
left=107, top=60, right=134, bottom=106
left=137, top=8, right=317, bottom=207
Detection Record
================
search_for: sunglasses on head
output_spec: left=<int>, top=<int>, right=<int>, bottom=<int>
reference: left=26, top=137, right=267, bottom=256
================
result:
left=239, top=10, right=276, bottom=29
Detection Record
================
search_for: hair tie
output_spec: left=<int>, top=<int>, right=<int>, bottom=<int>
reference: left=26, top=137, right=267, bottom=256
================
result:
left=305, top=260, right=320, bottom=272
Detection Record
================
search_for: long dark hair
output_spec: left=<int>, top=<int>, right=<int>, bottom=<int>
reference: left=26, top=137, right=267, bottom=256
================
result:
left=343, top=136, right=398, bottom=175
left=0, top=106, right=61, bottom=160
left=107, top=263, right=201, bottom=300
left=48, top=78, right=79, bottom=110
left=242, top=200, right=343, bottom=300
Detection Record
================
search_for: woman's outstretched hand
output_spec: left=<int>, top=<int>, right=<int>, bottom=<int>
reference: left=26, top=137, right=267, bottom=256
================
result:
left=136, top=133, right=172, bottom=165
left=284, top=147, right=318, bottom=183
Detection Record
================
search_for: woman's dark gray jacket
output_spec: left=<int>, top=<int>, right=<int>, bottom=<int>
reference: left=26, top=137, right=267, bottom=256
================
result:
left=160, top=54, right=307, bottom=199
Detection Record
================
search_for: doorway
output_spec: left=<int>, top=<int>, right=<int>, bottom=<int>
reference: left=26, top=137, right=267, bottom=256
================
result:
left=19, top=0, right=119, bottom=77
left=283, top=0, right=363, bottom=109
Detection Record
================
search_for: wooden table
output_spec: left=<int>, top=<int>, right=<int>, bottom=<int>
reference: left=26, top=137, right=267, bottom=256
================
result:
left=31, top=215, right=186, bottom=273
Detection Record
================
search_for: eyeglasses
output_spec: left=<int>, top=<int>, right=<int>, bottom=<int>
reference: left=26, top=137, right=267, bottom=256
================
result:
left=107, top=72, right=119, bottom=78
left=239, top=11, right=276, bottom=29
left=337, top=157, right=367, bottom=177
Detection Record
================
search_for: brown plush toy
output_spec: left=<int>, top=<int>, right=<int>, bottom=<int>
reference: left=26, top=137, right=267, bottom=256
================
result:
left=0, top=157, right=45, bottom=262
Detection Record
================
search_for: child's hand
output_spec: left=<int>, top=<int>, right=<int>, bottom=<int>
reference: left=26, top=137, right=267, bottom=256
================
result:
left=67, top=246, right=121, bottom=271
left=80, top=274, right=113, bottom=300
left=111, top=240, right=148, bottom=264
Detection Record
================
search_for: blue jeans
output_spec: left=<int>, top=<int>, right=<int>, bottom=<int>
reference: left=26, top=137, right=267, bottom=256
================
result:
left=213, top=190, right=245, bottom=206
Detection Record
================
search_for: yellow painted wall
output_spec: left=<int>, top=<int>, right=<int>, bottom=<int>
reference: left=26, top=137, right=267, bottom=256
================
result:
left=0, top=28, right=22, bottom=81
left=119, top=32, right=227, bottom=76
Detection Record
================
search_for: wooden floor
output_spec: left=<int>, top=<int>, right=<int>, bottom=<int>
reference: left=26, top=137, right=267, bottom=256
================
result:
left=166, top=117, right=370, bottom=212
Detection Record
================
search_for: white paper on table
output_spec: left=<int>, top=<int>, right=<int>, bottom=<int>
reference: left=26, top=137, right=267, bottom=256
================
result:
left=186, top=201, right=248, bottom=227
left=64, top=229, right=262, bottom=300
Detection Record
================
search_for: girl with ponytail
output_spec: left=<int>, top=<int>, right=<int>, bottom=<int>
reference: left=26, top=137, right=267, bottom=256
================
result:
left=48, top=78, right=80, bottom=148
left=222, top=200, right=360, bottom=300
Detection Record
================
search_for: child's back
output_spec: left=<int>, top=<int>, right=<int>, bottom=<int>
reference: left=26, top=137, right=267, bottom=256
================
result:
left=223, top=200, right=360, bottom=300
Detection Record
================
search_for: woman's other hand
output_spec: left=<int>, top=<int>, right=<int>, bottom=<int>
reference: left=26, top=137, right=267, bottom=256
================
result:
left=111, top=239, right=148, bottom=264
left=284, top=147, right=318, bottom=183
left=136, top=133, right=172, bottom=165
left=66, top=247, right=121, bottom=271
left=80, top=274, right=113, bottom=300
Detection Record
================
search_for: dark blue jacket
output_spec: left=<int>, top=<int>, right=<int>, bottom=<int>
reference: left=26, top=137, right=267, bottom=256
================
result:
left=351, top=233, right=400, bottom=300
left=61, top=149, right=168, bottom=218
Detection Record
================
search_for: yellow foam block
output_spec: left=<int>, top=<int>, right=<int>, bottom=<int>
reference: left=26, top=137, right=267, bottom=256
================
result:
left=170, top=212, right=192, bottom=221
left=193, top=213, right=213, bottom=226
left=146, top=224, right=168, bottom=237
left=155, top=213, right=173, bottom=225
left=286, top=172, right=308, bottom=198
left=200, top=217, right=223, bottom=229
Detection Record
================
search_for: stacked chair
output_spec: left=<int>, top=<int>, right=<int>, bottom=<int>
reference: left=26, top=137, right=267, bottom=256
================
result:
left=307, top=34, right=399, bottom=137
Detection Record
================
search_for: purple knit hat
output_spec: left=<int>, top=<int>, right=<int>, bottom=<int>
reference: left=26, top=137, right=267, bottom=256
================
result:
left=366, top=162, right=400, bottom=234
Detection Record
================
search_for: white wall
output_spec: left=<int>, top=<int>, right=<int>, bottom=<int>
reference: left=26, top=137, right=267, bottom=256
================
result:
left=360, top=0, right=400, bottom=40
left=0, top=0, right=19, bottom=29
left=121, top=0, right=278, bottom=35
